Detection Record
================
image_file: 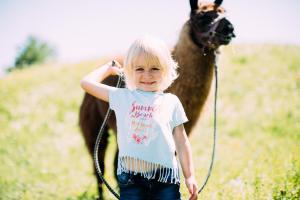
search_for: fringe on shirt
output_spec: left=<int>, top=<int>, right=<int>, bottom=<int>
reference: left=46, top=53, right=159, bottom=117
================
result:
left=117, top=156, right=180, bottom=184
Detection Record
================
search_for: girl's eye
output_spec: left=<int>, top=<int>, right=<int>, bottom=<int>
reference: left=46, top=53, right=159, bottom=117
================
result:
left=151, top=67, right=160, bottom=71
left=135, top=68, right=144, bottom=71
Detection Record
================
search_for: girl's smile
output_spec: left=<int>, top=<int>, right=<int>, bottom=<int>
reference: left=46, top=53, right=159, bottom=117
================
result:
left=140, top=81, right=156, bottom=85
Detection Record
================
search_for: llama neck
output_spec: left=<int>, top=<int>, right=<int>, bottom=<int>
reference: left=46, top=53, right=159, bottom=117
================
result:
left=170, top=22, right=216, bottom=93
left=168, top=22, right=217, bottom=132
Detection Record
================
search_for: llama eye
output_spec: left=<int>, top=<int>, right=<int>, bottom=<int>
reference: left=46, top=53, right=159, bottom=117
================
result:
left=202, top=6, right=208, bottom=11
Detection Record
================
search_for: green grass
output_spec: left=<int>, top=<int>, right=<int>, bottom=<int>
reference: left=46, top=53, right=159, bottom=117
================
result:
left=0, top=44, right=299, bottom=200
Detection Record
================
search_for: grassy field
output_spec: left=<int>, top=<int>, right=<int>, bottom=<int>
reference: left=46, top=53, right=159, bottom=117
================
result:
left=0, top=44, right=299, bottom=200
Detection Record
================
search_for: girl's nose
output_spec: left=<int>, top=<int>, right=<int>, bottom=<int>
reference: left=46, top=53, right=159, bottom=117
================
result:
left=144, top=70, right=153, bottom=78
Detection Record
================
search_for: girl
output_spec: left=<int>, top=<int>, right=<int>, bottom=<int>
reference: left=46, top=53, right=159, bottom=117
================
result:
left=80, top=36, right=198, bottom=200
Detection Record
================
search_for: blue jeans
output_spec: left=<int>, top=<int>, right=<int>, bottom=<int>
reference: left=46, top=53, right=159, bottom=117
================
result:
left=117, top=172, right=181, bottom=200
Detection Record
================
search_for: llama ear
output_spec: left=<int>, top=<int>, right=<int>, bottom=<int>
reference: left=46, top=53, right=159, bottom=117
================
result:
left=214, top=0, right=223, bottom=6
left=190, top=0, right=198, bottom=13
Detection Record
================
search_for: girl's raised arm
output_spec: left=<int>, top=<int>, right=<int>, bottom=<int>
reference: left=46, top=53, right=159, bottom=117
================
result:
left=80, top=61, right=122, bottom=102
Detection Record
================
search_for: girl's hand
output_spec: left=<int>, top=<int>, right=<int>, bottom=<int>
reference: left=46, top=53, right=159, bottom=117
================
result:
left=185, top=176, right=198, bottom=200
left=106, top=60, right=123, bottom=76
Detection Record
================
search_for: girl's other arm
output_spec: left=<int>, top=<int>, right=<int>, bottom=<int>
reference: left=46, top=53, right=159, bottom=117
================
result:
left=173, top=124, right=198, bottom=200
left=80, top=61, right=122, bottom=102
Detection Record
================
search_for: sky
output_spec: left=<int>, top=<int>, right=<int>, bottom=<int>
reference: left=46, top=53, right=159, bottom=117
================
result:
left=0, top=0, right=300, bottom=74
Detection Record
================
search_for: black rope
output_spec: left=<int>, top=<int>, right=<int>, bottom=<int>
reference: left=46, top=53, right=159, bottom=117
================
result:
left=93, top=61, right=219, bottom=199
left=198, top=63, right=218, bottom=194
left=93, top=61, right=122, bottom=199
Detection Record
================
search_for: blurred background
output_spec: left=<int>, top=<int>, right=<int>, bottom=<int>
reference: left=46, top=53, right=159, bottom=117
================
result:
left=0, top=0, right=299, bottom=200
left=1, top=0, right=299, bottom=75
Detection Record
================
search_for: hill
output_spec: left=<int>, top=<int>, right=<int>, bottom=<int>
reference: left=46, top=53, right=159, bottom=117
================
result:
left=0, top=44, right=299, bottom=199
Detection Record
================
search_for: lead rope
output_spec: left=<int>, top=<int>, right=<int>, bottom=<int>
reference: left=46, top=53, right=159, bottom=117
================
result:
left=198, top=62, right=218, bottom=194
left=93, top=61, right=122, bottom=199
left=94, top=60, right=218, bottom=199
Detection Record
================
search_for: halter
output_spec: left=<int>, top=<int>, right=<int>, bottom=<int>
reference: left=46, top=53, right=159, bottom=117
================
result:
left=190, top=12, right=227, bottom=54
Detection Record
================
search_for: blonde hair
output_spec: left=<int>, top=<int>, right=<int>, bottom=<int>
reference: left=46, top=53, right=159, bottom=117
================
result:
left=123, top=35, right=179, bottom=91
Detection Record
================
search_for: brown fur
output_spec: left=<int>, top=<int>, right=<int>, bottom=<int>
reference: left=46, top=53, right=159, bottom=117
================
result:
left=79, top=1, right=234, bottom=198
left=166, top=22, right=216, bottom=134
left=198, top=2, right=225, bottom=13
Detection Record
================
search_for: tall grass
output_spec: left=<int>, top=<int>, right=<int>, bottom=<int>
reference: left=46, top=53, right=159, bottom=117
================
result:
left=0, top=45, right=299, bottom=199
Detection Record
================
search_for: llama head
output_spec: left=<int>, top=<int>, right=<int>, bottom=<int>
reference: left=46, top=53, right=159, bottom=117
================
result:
left=189, top=0, right=235, bottom=50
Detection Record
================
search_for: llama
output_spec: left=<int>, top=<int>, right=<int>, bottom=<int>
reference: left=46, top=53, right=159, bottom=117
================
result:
left=79, top=0, right=235, bottom=198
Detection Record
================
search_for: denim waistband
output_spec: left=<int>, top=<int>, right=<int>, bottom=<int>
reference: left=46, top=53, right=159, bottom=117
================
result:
left=120, top=170, right=180, bottom=185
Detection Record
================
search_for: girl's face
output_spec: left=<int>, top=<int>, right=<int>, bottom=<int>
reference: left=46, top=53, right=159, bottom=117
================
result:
left=132, top=55, right=164, bottom=92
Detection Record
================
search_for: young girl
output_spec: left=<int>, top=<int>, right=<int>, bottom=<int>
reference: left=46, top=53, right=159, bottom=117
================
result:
left=80, top=36, right=198, bottom=200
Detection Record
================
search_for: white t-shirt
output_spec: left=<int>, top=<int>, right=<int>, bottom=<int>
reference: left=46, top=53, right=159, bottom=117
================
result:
left=109, top=88, right=188, bottom=184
